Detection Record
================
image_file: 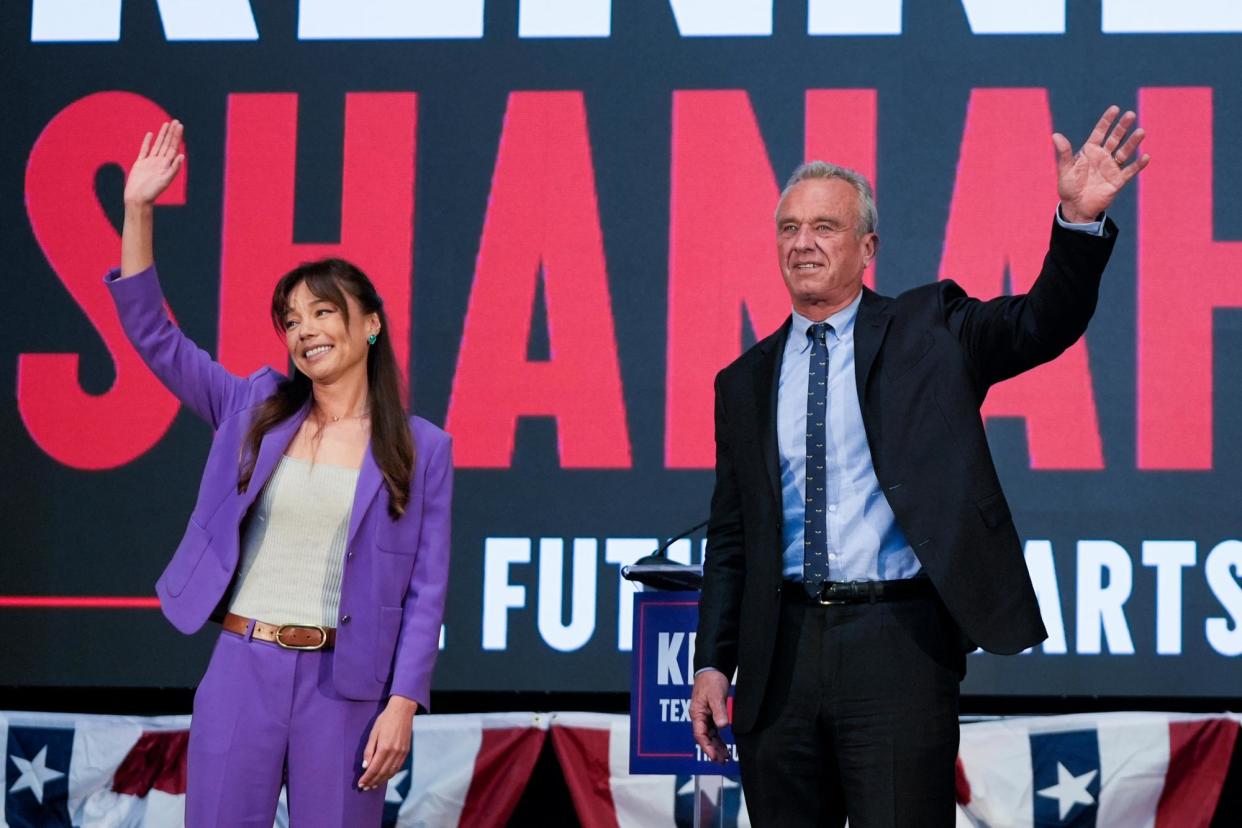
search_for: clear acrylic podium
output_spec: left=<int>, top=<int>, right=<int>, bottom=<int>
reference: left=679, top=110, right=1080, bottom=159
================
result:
left=623, top=561, right=731, bottom=828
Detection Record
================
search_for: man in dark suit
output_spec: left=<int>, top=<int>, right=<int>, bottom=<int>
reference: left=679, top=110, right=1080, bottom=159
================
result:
left=689, top=106, right=1149, bottom=826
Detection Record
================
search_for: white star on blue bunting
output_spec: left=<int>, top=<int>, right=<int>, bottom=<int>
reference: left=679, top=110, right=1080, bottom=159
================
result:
left=1037, top=761, right=1099, bottom=821
left=9, top=744, right=66, bottom=805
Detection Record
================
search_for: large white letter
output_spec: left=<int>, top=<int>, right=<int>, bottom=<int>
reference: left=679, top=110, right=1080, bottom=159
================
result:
left=657, top=632, right=686, bottom=685
left=520, top=0, right=610, bottom=37
left=31, top=0, right=120, bottom=41
left=668, top=0, right=771, bottom=36
left=32, top=0, right=258, bottom=41
left=1076, top=540, right=1135, bottom=655
left=1205, top=540, right=1242, bottom=656
left=1024, top=540, right=1068, bottom=654
left=537, top=538, right=598, bottom=652
left=1103, top=0, right=1242, bottom=33
left=808, top=0, right=901, bottom=35
left=1141, top=540, right=1196, bottom=655
left=299, top=0, right=484, bottom=39
left=606, top=538, right=658, bottom=650
left=960, top=0, right=1064, bottom=34
left=482, top=538, right=531, bottom=650
left=156, top=0, right=258, bottom=39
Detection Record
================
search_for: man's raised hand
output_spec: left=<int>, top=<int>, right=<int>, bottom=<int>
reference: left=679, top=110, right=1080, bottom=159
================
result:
left=1053, top=105, right=1150, bottom=224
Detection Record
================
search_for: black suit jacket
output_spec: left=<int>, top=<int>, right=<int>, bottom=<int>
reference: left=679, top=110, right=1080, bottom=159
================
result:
left=695, top=219, right=1118, bottom=734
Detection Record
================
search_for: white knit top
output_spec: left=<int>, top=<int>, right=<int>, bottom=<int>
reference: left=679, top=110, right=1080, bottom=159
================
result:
left=229, top=455, right=358, bottom=627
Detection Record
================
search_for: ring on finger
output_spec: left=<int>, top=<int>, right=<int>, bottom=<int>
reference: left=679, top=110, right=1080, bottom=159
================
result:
left=1114, top=153, right=1125, bottom=165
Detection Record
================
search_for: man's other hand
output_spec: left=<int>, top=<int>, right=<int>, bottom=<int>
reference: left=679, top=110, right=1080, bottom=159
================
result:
left=690, top=669, right=732, bottom=764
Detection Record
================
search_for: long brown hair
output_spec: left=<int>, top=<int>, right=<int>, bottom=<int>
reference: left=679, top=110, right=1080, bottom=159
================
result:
left=237, top=259, right=415, bottom=518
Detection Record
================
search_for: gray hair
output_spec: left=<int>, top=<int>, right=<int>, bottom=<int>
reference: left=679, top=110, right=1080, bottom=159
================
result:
left=777, top=161, right=878, bottom=237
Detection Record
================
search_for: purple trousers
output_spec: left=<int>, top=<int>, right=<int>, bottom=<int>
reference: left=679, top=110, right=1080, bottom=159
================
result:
left=186, top=627, right=386, bottom=827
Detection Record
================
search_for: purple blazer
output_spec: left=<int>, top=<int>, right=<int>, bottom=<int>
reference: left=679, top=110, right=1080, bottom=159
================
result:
left=106, top=266, right=452, bottom=707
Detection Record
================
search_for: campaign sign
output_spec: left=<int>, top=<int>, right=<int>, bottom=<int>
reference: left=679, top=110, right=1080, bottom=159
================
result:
left=629, top=591, right=739, bottom=776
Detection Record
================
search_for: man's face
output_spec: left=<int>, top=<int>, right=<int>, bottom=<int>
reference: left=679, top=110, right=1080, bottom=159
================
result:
left=775, top=178, right=876, bottom=315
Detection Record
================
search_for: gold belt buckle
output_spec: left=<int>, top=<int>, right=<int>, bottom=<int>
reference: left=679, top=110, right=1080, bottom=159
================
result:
left=275, top=624, right=328, bottom=651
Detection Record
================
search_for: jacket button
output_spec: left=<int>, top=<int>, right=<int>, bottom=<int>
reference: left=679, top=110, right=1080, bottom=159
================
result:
left=340, top=615, right=351, bottom=624
left=346, top=551, right=354, bottom=560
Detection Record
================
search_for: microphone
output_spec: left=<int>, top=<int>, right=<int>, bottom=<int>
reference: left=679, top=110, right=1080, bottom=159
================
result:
left=621, top=518, right=708, bottom=591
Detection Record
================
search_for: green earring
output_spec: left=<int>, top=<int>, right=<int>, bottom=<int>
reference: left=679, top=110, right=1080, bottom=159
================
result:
left=367, top=333, right=378, bottom=345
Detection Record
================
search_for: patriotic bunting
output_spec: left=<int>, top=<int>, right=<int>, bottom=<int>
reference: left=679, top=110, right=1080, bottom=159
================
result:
left=3, top=710, right=1238, bottom=826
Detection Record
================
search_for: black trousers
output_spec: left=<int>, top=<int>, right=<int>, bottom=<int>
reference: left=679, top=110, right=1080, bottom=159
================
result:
left=735, top=593, right=965, bottom=828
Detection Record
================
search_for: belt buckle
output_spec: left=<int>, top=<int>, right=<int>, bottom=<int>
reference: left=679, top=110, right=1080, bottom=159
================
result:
left=817, top=580, right=867, bottom=606
left=816, top=582, right=848, bottom=606
left=275, top=624, right=328, bottom=651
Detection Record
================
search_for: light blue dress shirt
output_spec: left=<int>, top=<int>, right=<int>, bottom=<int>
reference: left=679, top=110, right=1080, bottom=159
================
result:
left=778, top=296, right=922, bottom=581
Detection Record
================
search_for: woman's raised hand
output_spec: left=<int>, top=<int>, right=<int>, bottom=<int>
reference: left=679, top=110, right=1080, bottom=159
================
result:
left=119, top=120, right=184, bottom=277
left=124, top=120, right=184, bottom=207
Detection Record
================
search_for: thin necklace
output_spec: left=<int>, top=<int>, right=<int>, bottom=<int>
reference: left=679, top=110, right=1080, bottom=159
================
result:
left=316, top=405, right=369, bottom=424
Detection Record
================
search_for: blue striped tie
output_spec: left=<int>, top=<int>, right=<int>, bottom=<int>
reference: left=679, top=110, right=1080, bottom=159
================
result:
left=804, top=323, right=831, bottom=598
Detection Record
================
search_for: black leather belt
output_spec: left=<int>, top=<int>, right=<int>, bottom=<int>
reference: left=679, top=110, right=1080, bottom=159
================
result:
left=782, top=578, right=933, bottom=606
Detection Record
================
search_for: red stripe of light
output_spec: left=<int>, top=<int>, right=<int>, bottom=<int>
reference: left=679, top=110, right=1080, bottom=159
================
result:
left=0, top=596, right=161, bottom=609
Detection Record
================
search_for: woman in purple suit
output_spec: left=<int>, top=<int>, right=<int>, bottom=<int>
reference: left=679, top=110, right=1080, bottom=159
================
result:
left=110, top=120, right=452, bottom=826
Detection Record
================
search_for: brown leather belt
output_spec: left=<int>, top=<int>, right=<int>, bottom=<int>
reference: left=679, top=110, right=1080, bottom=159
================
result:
left=222, top=612, right=336, bottom=650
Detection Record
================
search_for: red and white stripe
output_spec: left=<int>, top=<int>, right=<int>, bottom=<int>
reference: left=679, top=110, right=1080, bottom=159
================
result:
left=392, top=711, right=547, bottom=828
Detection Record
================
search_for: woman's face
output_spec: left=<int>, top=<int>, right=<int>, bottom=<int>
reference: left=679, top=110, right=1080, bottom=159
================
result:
left=281, top=280, right=379, bottom=387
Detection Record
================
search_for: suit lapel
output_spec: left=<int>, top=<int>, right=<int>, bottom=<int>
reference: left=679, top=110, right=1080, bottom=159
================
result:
left=242, top=402, right=309, bottom=511
left=346, top=444, right=384, bottom=548
left=751, top=318, right=791, bottom=507
left=854, top=287, right=892, bottom=396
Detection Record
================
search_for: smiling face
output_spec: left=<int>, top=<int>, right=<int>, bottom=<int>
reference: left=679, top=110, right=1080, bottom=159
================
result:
left=281, top=280, right=379, bottom=388
left=775, top=177, right=877, bottom=319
